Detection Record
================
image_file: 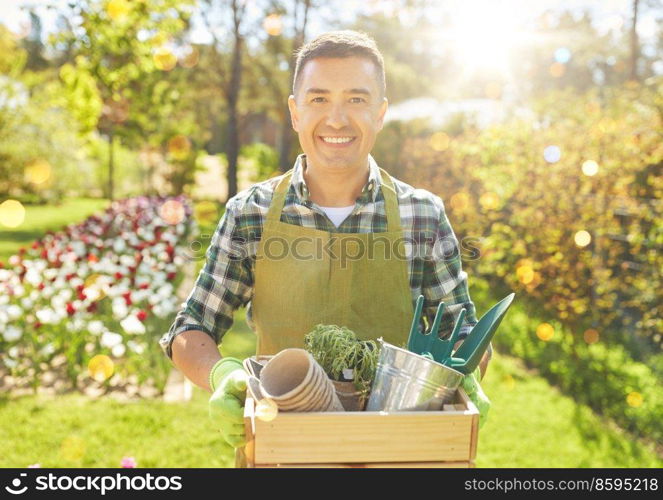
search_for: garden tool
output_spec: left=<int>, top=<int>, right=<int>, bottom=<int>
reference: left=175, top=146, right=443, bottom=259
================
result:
left=444, top=293, right=515, bottom=375
left=406, top=295, right=467, bottom=364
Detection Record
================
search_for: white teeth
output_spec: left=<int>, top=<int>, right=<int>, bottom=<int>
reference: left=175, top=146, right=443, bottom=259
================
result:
left=322, top=137, right=353, bottom=144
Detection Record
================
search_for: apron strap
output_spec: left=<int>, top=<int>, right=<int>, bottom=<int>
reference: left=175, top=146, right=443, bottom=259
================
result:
left=265, top=166, right=402, bottom=232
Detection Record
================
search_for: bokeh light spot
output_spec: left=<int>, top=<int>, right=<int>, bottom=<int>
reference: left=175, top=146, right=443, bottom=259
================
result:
left=449, top=192, right=469, bottom=211
left=582, top=160, right=599, bottom=176
left=543, top=145, right=561, bottom=163
left=0, top=200, right=26, bottom=228
left=626, top=392, right=643, bottom=408
left=159, top=200, right=185, bottom=225
left=88, top=354, right=114, bottom=382
left=263, top=14, right=283, bottom=36
left=516, top=264, right=534, bottom=285
left=168, top=135, right=191, bottom=160
left=536, top=323, right=554, bottom=341
left=549, top=62, right=566, bottom=78
left=60, top=436, right=86, bottom=462
left=25, top=159, right=52, bottom=184
left=429, top=132, right=450, bottom=152
left=255, top=398, right=279, bottom=422
left=479, top=191, right=500, bottom=210
left=554, top=47, right=571, bottom=64
left=574, top=230, right=591, bottom=247
left=107, top=0, right=131, bottom=21
left=583, top=329, right=600, bottom=344
left=154, top=47, right=177, bottom=71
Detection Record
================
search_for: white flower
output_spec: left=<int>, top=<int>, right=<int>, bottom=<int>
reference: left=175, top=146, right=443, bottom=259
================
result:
left=100, top=331, right=123, bottom=348
left=60, top=289, right=73, bottom=302
left=0, top=270, right=10, bottom=282
left=51, top=295, right=66, bottom=310
left=21, top=297, right=34, bottom=309
left=157, top=283, right=173, bottom=299
left=112, top=298, right=128, bottom=320
left=120, top=315, right=146, bottom=335
left=8, top=346, right=19, bottom=358
left=4, top=358, right=17, bottom=369
left=88, top=320, right=105, bottom=336
left=113, top=239, right=127, bottom=254
left=127, top=340, right=145, bottom=355
left=39, top=343, right=55, bottom=357
left=25, top=268, right=41, bottom=286
left=43, top=268, right=58, bottom=281
left=29, top=290, right=40, bottom=301
left=70, top=277, right=83, bottom=289
left=36, top=308, right=57, bottom=325
left=0, top=295, right=8, bottom=306
left=8, top=255, right=21, bottom=266
left=3, top=325, right=22, bottom=342
left=111, top=343, right=126, bottom=357
left=6, top=305, right=22, bottom=321
left=41, top=286, right=55, bottom=299
left=13, top=285, right=25, bottom=297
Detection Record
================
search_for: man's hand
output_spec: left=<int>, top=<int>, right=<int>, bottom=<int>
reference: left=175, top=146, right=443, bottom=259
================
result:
left=208, top=358, right=249, bottom=448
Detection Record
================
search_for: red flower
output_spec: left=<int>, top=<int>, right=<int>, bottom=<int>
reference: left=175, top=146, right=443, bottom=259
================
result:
left=139, top=283, right=149, bottom=290
left=88, top=254, right=98, bottom=263
left=76, top=284, right=85, bottom=293
left=167, top=272, right=177, bottom=281
left=66, top=303, right=76, bottom=316
left=38, top=283, right=45, bottom=290
left=136, top=310, right=147, bottom=322
left=87, top=302, right=98, bottom=313
left=123, top=292, right=132, bottom=306
left=34, top=321, right=42, bottom=329
left=78, top=291, right=87, bottom=301
left=114, top=272, right=123, bottom=280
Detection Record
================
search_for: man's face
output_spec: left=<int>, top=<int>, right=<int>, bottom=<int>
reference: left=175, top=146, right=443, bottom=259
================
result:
left=288, top=57, right=388, bottom=173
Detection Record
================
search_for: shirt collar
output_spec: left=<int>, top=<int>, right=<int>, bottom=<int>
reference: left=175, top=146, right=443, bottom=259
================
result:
left=291, top=154, right=382, bottom=204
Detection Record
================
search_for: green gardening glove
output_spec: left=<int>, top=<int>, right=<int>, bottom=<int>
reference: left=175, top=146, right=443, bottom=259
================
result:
left=208, top=357, right=249, bottom=448
left=461, top=367, right=491, bottom=429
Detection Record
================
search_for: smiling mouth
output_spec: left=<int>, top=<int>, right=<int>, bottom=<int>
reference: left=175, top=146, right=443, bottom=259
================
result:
left=319, top=136, right=356, bottom=146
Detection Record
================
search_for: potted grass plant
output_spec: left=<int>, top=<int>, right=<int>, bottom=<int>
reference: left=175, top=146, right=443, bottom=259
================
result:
left=303, top=324, right=379, bottom=411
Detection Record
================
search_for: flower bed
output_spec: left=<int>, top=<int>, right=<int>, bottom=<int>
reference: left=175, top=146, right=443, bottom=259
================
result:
left=0, top=196, right=195, bottom=395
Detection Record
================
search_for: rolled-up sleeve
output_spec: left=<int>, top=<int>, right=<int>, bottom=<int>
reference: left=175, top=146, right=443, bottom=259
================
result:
left=160, top=197, right=253, bottom=359
left=421, top=195, right=478, bottom=341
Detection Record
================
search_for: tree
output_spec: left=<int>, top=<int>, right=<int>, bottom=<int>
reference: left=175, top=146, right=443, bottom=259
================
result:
left=201, top=0, right=251, bottom=200
left=54, top=0, right=194, bottom=200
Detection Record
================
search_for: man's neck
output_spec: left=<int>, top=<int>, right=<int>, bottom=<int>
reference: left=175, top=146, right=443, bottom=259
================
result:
left=303, top=159, right=369, bottom=207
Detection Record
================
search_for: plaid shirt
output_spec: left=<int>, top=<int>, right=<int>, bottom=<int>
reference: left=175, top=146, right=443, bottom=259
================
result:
left=160, top=154, right=478, bottom=359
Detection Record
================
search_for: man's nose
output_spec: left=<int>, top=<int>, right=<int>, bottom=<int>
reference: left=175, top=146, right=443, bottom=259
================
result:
left=325, top=104, right=349, bottom=129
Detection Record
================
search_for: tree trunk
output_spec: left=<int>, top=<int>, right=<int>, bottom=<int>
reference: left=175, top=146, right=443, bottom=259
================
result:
left=226, top=33, right=242, bottom=200
left=279, top=0, right=311, bottom=172
left=629, top=0, right=640, bottom=81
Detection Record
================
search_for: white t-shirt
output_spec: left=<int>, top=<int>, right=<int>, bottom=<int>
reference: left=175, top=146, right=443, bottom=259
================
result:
left=319, top=205, right=355, bottom=228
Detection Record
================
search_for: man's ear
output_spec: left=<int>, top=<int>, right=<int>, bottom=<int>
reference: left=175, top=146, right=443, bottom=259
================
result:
left=287, top=95, right=299, bottom=132
left=377, top=97, right=388, bottom=131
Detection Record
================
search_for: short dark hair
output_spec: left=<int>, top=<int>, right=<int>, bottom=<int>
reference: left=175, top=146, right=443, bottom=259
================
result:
left=292, top=30, right=386, bottom=98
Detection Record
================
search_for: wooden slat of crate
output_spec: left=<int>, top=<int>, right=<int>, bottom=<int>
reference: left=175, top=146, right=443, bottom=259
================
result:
left=253, top=411, right=473, bottom=464
left=255, top=461, right=474, bottom=468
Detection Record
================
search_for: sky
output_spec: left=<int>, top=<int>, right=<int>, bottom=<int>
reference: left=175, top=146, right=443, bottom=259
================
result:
left=0, top=0, right=660, bottom=44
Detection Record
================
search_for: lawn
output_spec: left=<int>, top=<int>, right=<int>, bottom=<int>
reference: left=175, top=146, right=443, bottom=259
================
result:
left=2, top=344, right=660, bottom=468
left=1, top=198, right=660, bottom=468
left=0, top=198, right=110, bottom=265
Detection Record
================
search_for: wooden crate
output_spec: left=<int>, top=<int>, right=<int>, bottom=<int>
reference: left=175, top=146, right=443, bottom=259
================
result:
left=237, top=387, right=479, bottom=468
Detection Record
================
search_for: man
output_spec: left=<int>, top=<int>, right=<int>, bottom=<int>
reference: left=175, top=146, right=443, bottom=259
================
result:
left=161, top=30, right=490, bottom=449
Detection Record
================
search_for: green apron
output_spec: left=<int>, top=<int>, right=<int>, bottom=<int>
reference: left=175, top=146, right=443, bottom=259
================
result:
left=252, top=167, right=414, bottom=355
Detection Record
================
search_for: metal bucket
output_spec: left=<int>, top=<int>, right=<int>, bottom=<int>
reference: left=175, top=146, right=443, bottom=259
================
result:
left=366, top=339, right=464, bottom=412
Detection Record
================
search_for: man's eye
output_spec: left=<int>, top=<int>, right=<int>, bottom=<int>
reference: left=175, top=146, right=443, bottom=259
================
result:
left=311, top=97, right=326, bottom=103
left=350, top=97, right=366, bottom=103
